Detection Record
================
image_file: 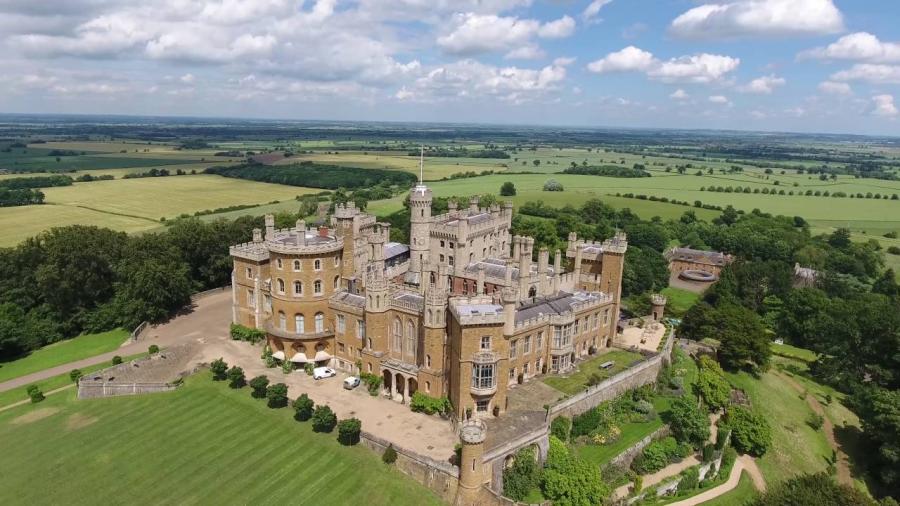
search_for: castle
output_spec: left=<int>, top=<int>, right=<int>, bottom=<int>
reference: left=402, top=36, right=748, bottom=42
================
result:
left=230, top=180, right=627, bottom=421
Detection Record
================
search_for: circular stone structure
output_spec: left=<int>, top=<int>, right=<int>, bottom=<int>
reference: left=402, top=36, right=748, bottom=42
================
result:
left=679, top=269, right=718, bottom=282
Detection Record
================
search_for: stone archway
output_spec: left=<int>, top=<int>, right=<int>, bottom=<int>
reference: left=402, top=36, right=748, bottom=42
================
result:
left=408, top=377, right=418, bottom=398
left=382, top=370, right=393, bottom=398
left=395, top=372, right=406, bottom=403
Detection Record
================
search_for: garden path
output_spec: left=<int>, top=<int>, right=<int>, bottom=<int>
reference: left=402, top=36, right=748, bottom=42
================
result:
left=666, top=456, right=765, bottom=506
left=0, top=384, right=74, bottom=413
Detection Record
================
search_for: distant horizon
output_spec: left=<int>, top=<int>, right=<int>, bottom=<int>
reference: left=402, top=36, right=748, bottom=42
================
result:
left=1, top=111, right=898, bottom=142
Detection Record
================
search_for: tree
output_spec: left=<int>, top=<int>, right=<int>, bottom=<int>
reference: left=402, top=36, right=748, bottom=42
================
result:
left=312, top=404, right=338, bottom=433
left=337, top=418, right=362, bottom=445
left=266, top=383, right=289, bottom=408
left=695, top=356, right=730, bottom=410
left=543, top=179, right=564, bottom=192
left=69, top=369, right=82, bottom=383
left=503, top=446, right=541, bottom=501
left=667, top=396, right=710, bottom=448
left=293, top=393, right=315, bottom=421
left=382, top=444, right=398, bottom=464
left=226, top=366, right=245, bottom=388
left=111, top=355, right=123, bottom=365
left=727, top=406, right=772, bottom=456
left=210, top=358, right=228, bottom=381
left=541, top=436, right=608, bottom=506
left=500, top=181, right=516, bottom=196
left=687, top=303, right=770, bottom=371
left=27, top=385, right=44, bottom=403
left=748, top=473, right=876, bottom=506
left=550, top=416, right=572, bottom=441
left=249, top=375, right=269, bottom=398
left=0, top=303, right=60, bottom=359
left=148, top=344, right=159, bottom=354
left=622, top=246, right=669, bottom=297
left=852, top=386, right=900, bottom=494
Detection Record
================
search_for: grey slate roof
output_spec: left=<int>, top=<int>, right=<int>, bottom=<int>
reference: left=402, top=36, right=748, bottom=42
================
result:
left=514, top=292, right=602, bottom=324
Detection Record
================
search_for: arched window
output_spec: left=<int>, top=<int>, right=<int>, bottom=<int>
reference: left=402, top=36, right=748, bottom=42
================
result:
left=393, top=318, right=402, bottom=352
left=276, top=278, right=285, bottom=294
left=293, top=259, right=301, bottom=271
left=425, top=381, right=431, bottom=393
left=314, top=279, right=322, bottom=295
left=293, top=280, right=302, bottom=296
left=314, top=259, right=321, bottom=271
left=278, top=311, right=286, bottom=330
left=406, top=321, right=416, bottom=358
left=528, top=286, right=537, bottom=298
left=294, top=314, right=304, bottom=334
left=314, top=312, right=324, bottom=333
left=333, top=275, right=340, bottom=290
left=334, top=255, right=340, bottom=266
left=367, top=337, right=372, bottom=349
left=426, top=354, right=432, bottom=368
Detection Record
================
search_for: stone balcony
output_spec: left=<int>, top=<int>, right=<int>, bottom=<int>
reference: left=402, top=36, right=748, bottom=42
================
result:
left=265, top=323, right=334, bottom=341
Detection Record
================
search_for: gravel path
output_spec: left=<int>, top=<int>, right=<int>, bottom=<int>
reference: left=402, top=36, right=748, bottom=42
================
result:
left=666, top=455, right=765, bottom=506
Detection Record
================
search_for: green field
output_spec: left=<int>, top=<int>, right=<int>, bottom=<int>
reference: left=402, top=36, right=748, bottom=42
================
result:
left=659, top=287, right=701, bottom=317
left=0, top=372, right=442, bottom=505
left=0, top=329, right=129, bottom=384
left=0, top=175, right=320, bottom=246
left=726, top=369, right=833, bottom=486
left=543, top=349, right=645, bottom=395
left=771, top=342, right=818, bottom=363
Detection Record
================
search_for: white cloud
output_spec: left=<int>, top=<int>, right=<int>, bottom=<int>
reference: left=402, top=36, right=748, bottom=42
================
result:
left=831, top=64, right=900, bottom=84
left=586, top=46, right=655, bottom=73
left=437, top=13, right=574, bottom=56
left=670, top=89, right=689, bottom=100
left=582, top=0, right=613, bottom=23
left=587, top=47, right=740, bottom=84
left=180, top=73, right=195, bottom=84
left=872, top=94, right=898, bottom=117
left=709, top=95, right=731, bottom=106
left=817, top=81, right=852, bottom=95
left=670, top=0, right=844, bottom=40
left=505, top=45, right=544, bottom=60
left=738, top=75, right=785, bottom=94
left=801, top=32, right=900, bottom=63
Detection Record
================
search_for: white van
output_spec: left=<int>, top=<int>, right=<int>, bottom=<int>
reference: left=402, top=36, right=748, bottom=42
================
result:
left=343, top=376, right=361, bottom=390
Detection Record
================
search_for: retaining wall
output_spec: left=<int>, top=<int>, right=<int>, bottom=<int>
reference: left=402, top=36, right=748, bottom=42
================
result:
left=607, top=425, right=671, bottom=470
left=78, top=382, right=178, bottom=399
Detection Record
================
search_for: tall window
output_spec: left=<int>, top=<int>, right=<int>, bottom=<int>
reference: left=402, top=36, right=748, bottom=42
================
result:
left=314, top=259, right=322, bottom=271
left=523, top=336, right=531, bottom=354
left=426, top=355, right=432, bottom=368
left=314, top=312, right=324, bottom=333
left=334, top=255, right=340, bottom=266
left=276, top=258, right=283, bottom=269
left=472, top=364, right=495, bottom=389
left=294, top=314, right=304, bottom=334
left=336, top=314, right=345, bottom=334
left=278, top=311, right=286, bottom=330
left=246, top=267, right=253, bottom=279
left=357, top=319, right=365, bottom=339
left=509, top=340, right=517, bottom=358
left=406, top=321, right=417, bottom=358
left=314, top=280, right=322, bottom=295
left=276, top=278, right=285, bottom=294
left=247, top=289, right=255, bottom=307
left=333, top=276, right=340, bottom=290
left=293, top=280, right=302, bottom=296
left=480, top=336, right=491, bottom=350
left=536, top=331, right=543, bottom=349
left=293, top=260, right=301, bottom=271
left=604, top=309, right=610, bottom=325
left=393, top=318, right=403, bottom=353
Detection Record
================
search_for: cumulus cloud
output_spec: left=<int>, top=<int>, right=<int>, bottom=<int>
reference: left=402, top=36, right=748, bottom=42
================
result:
left=437, top=13, right=574, bottom=56
left=872, top=94, right=898, bottom=117
left=738, top=75, right=785, bottom=94
left=708, top=95, right=732, bottom=106
left=582, top=0, right=613, bottom=23
left=670, top=89, right=689, bottom=100
left=831, top=64, right=900, bottom=84
left=587, top=46, right=740, bottom=84
left=818, top=81, right=852, bottom=95
left=670, top=0, right=844, bottom=40
left=800, top=32, right=900, bottom=63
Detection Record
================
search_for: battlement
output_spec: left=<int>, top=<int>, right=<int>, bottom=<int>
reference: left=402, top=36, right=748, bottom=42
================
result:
left=651, top=294, right=667, bottom=305
left=449, top=296, right=505, bottom=326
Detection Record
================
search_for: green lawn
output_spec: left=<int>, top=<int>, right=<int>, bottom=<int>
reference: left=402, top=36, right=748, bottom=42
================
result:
left=770, top=342, right=818, bottom=363
left=698, top=471, right=758, bottom=506
left=0, top=329, right=130, bottom=383
left=659, top=287, right=701, bottom=317
left=543, top=350, right=645, bottom=395
left=0, top=350, right=148, bottom=408
left=0, top=371, right=442, bottom=505
left=726, top=369, right=833, bottom=486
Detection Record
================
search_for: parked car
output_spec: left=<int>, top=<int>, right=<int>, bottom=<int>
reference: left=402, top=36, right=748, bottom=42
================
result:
left=343, top=376, right=361, bottom=390
left=313, top=367, right=336, bottom=380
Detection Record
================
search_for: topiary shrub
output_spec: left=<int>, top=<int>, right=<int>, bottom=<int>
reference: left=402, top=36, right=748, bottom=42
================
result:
left=26, top=385, right=44, bottom=403
left=266, top=383, right=289, bottom=408
left=337, top=418, right=362, bottom=445
left=69, top=369, right=83, bottom=384
left=148, top=344, right=160, bottom=354
left=249, top=375, right=269, bottom=399
left=210, top=358, right=228, bottom=380
left=293, top=394, right=315, bottom=421
left=226, top=366, right=246, bottom=388
left=382, top=444, right=398, bottom=464
left=111, top=355, right=123, bottom=366
left=311, top=405, right=337, bottom=433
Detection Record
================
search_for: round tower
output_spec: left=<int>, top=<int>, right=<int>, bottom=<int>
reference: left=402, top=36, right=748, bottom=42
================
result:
left=651, top=293, right=667, bottom=322
left=456, top=419, right=487, bottom=506
left=409, top=183, right=432, bottom=275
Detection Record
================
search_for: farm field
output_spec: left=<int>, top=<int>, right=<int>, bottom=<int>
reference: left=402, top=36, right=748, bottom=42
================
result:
left=0, top=176, right=318, bottom=246
left=0, top=329, right=129, bottom=384
left=286, top=151, right=513, bottom=181
left=0, top=372, right=442, bottom=505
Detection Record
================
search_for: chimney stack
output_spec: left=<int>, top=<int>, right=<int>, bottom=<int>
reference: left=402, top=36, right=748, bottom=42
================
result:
left=264, top=214, right=275, bottom=241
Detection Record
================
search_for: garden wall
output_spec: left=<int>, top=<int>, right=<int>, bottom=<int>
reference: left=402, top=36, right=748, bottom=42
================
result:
left=358, top=430, right=460, bottom=503
left=77, top=382, right=178, bottom=399
left=607, top=425, right=670, bottom=470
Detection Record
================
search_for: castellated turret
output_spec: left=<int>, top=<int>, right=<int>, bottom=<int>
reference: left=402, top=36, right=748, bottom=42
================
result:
left=365, top=223, right=389, bottom=313
left=409, top=183, right=433, bottom=275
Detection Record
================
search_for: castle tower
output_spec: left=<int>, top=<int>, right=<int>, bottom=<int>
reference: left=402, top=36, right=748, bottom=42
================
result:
left=365, top=224, right=389, bottom=314
left=422, top=262, right=450, bottom=396
left=651, top=294, right=667, bottom=322
left=455, top=419, right=487, bottom=506
left=409, top=150, right=432, bottom=276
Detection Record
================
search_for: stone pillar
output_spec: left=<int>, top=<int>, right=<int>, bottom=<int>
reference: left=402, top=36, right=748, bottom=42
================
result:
left=538, top=247, right=549, bottom=296
left=456, top=420, right=487, bottom=506
left=264, top=214, right=275, bottom=241
left=574, top=243, right=584, bottom=287
left=502, top=288, right=516, bottom=337
left=553, top=249, right=562, bottom=294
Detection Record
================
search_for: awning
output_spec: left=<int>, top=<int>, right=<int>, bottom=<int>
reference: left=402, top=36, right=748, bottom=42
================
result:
left=291, top=353, right=309, bottom=363
left=314, top=351, right=332, bottom=362
left=272, top=350, right=285, bottom=360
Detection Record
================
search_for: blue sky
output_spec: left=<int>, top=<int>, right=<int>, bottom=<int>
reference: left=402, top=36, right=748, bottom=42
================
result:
left=0, top=0, right=898, bottom=135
